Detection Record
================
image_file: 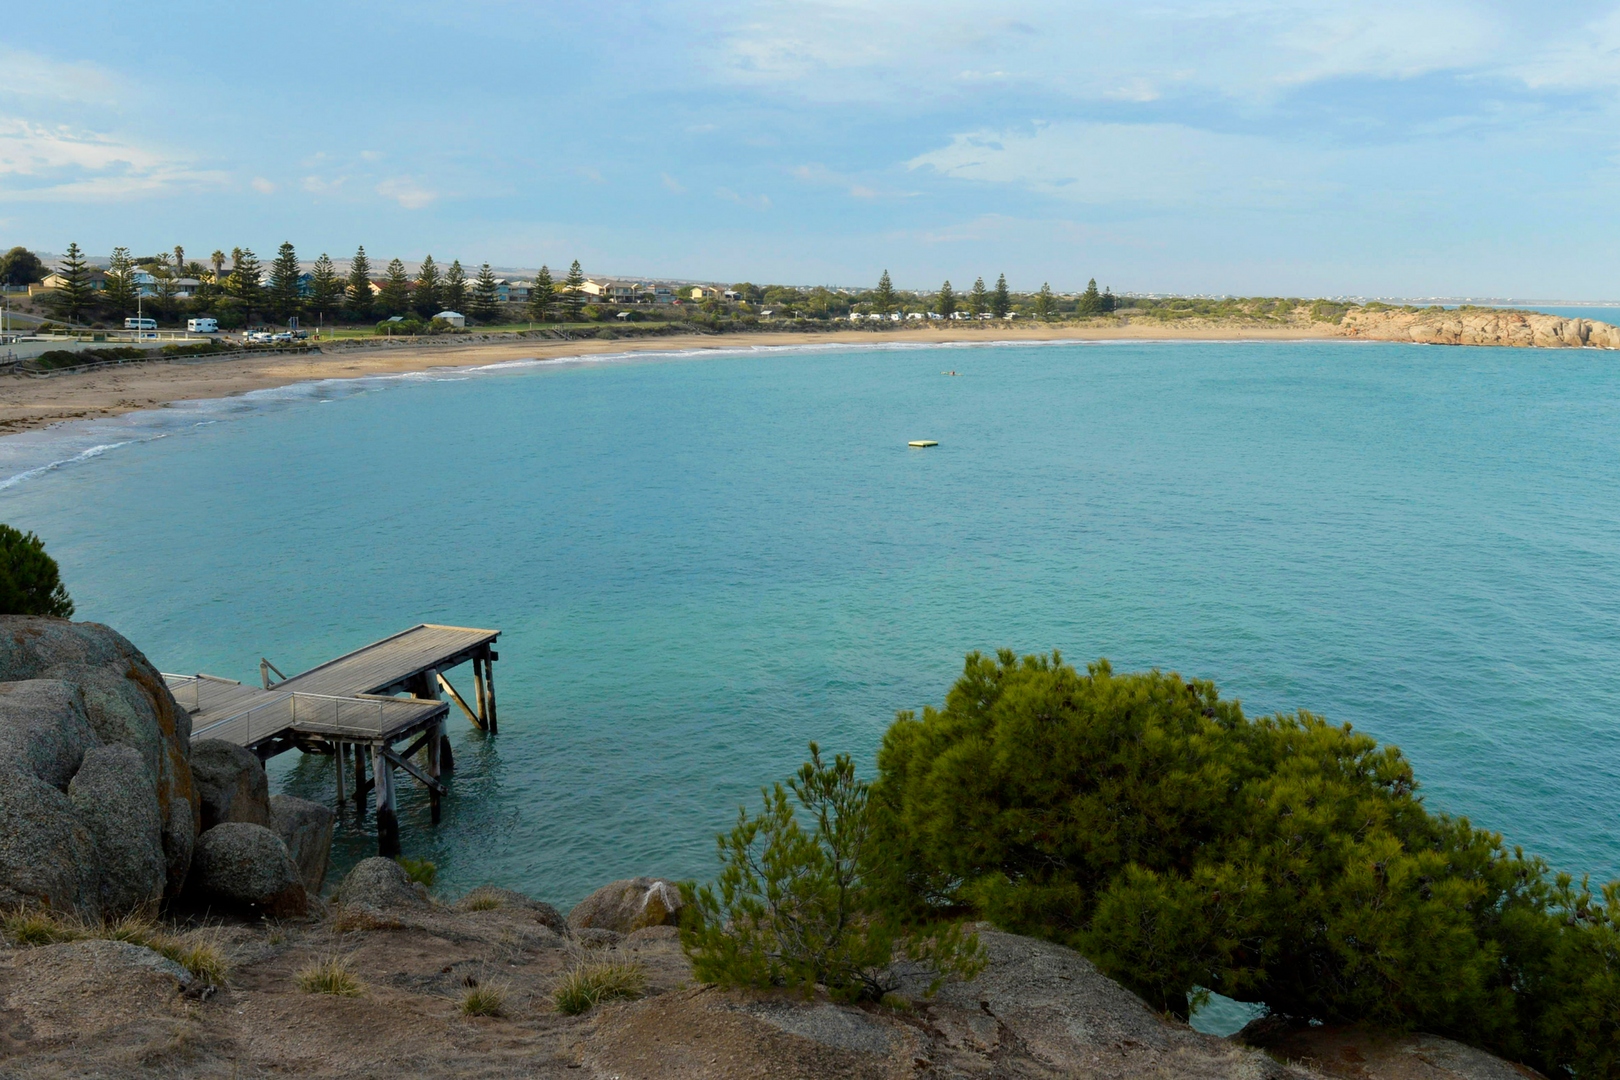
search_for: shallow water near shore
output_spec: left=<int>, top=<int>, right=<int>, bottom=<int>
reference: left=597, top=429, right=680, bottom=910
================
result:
left=1, top=339, right=1617, bottom=906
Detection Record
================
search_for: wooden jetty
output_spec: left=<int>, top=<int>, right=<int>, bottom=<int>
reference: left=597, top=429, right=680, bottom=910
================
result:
left=164, top=623, right=501, bottom=857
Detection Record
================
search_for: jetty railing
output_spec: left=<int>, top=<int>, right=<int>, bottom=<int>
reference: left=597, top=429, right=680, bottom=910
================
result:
left=165, top=674, right=437, bottom=745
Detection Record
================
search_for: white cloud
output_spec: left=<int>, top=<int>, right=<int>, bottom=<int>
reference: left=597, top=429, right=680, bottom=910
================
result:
left=1510, top=7, right=1620, bottom=90
left=0, top=117, right=226, bottom=201
left=251, top=177, right=275, bottom=194
left=790, top=162, right=892, bottom=200
left=909, top=122, right=1334, bottom=209
left=1274, top=1, right=1502, bottom=84
left=700, top=0, right=1569, bottom=106
left=715, top=186, right=771, bottom=209
left=661, top=171, right=686, bottom=193
left=376, top=176, right=437, bottom=209
left=0, top=49, right=122, bottom=106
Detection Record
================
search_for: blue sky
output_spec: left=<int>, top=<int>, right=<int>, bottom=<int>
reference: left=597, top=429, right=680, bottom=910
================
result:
left=3, top=1, right=1619, bottom=296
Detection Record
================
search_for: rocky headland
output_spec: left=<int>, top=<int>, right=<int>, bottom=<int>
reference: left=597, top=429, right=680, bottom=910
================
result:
left=1333, top=306, right=1620, bottom=348
left=0, top=617, right=1550, bottom=1078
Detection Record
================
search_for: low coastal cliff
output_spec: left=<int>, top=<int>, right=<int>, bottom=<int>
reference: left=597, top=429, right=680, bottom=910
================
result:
left=1334, top=306, right=1620, bottom=348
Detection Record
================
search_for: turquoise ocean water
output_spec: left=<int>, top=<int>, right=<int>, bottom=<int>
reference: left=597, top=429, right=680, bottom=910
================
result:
left=1, top=340, right=1616, bottom=907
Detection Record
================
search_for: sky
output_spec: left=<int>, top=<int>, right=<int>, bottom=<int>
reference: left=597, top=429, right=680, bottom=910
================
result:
left=3, top=0, right=1619, bottom=297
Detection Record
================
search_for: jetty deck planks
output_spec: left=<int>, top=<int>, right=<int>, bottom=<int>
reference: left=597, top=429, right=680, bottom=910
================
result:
left=163, top=622, right=501, bottom=857
left=273, top=624, right=499, bottom=697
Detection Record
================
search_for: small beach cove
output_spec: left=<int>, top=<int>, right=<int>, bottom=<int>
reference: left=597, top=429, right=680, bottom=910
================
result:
left=0, top=321, right=1342, bottom=438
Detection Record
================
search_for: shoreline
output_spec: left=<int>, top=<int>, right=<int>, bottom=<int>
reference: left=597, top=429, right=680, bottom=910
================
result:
left=0, top=323, right=1335, bottom=437
left=4, top=299, right=1615, bottom=439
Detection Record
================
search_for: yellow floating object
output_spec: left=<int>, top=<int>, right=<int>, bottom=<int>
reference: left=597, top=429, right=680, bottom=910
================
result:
left=908, top=440, right=939, bottom=448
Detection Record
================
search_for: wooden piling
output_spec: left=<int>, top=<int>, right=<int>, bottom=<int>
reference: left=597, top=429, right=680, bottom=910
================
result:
left=473, top=656, right=487, bottom=729
left=335, top=741, right=347, bottom=804
left=427, top=719, right=443, bottom=825
left=353, top=745, right=368, bottom=816
left=373, top=742, right=400, bottom=858
left=483, top=647, right=499, bottom=735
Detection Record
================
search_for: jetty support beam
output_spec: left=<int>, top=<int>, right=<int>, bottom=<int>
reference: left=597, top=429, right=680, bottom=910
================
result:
left=438, top=672, right=483, bottom=731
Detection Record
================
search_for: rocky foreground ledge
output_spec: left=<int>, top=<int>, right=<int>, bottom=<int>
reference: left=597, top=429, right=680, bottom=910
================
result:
left=0, top=861, right=1541, bottom=1079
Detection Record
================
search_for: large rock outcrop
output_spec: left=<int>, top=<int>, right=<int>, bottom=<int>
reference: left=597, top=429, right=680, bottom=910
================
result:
left=1338, top=307, right=1620, bottom=349
left=0, top=679, right=101, bottom=913
left=186, top=822, right=306, bottom=917
left=268, top=793, right=334, bottom=895
left=0, top=770, right=98, bottom=915
left=67, top=745, right=166, bottom=916
left=584, top=926, right=1306, bottom=1078
left=0, top=617, right=198, bottom=904
left=332, top=856, right=428, bottom=912
left=455, top=884, right=568, bottom=934
left=191, top=738, right=270, bottom=831
left=1238, top=1020, right=1549, bottom=1079
left=568, top=876, right=684, bottom=933
left=0, top=679, right=97, bottom=789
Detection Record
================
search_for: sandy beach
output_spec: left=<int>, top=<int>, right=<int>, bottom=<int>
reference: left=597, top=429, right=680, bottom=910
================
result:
left=0, top=321, right=1334, bottom=437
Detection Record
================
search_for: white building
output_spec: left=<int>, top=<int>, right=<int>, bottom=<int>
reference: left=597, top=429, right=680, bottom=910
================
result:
left=434, top=311, right=466, bottom=328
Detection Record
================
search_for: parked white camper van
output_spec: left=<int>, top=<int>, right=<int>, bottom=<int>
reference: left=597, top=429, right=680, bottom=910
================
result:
left=187, top=318, right=219, bottom=333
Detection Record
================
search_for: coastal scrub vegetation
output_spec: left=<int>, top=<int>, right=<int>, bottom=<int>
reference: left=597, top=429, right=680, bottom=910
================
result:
left=861, top=650, right=1620, bottom=1079
left=16, top=238, right=1399, bottom=335
left=680, top=744, right=985, bottom=1003
left=0, top=525, right=74, bottom=618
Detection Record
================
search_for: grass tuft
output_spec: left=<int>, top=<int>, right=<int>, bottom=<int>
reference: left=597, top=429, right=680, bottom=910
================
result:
left=459, top=981, right=508, bottom=1017
left=174, top=940, right=229, bottom=986
left=553, top=961, right=646, bottom=1015
left=4, top=909, right=227, bottom=986
left=463, top=893, right=503, bottom=912
left=296, top=956, right=364, bottom=997
left=104, top=915, right=228, bottom=986
left=3, top=909, right=84, bottom=946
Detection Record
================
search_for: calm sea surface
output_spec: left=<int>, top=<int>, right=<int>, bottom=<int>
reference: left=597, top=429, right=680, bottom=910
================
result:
left=2, top=340, right=1617, bottom=906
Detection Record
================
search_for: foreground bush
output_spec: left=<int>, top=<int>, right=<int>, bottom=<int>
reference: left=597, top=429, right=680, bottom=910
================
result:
left=682, top=744, right=984, bottom=1003
left=872, top=650, right=1620, bottom=1078
left=0, top=525, right=73, bottom=617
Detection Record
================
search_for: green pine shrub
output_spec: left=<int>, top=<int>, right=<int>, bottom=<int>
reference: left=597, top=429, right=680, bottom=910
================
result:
left=0, top=525, right=73, bottom=617
left=681, top=744, right=985, bottom=1003
left=870, top=650, right=1620, bottom=1078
